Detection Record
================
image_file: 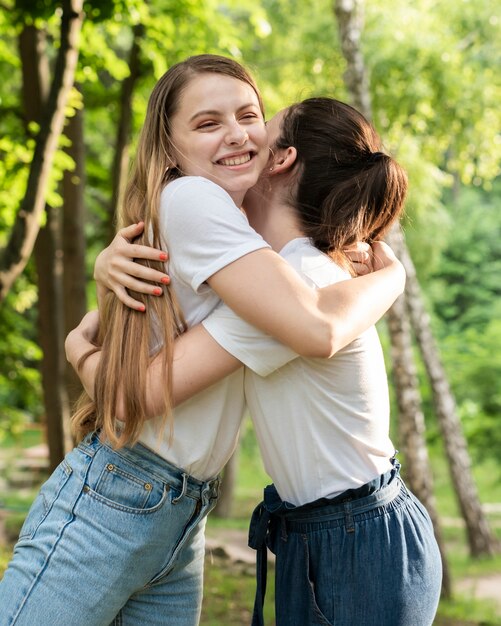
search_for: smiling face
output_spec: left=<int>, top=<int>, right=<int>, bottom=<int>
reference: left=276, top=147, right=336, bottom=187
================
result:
left=169, top=73, right=269, bottom=206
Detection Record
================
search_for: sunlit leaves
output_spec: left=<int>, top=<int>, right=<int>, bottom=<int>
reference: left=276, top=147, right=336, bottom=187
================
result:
left=367, top=0, right=501, bottom=186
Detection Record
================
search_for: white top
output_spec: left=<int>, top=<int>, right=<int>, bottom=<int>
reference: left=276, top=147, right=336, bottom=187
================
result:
left=139, top=177, right=270, bottom=480
left=203, top=237, right=394, bottom=505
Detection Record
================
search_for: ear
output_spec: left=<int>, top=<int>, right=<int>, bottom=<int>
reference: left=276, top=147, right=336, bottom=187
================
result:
left=269, top=146, right=297, bottom=176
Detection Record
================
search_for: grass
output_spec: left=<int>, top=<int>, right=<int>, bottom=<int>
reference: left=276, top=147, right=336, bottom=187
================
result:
left=1, top=422, right=501, bottom=624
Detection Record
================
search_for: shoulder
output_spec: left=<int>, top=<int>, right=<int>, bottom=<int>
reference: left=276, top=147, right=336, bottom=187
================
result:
left=161, top=176, right=234, bottom=206
left=280, top=238, right=350, bottom=287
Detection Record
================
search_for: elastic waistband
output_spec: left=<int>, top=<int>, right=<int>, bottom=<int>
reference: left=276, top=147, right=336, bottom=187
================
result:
left=78, top=431, right=220, bottom=500
left=283, top=476, right=402, bottom=528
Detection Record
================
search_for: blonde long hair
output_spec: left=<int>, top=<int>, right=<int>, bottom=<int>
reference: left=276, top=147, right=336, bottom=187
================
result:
left=72, top=54, right=264, bottom=448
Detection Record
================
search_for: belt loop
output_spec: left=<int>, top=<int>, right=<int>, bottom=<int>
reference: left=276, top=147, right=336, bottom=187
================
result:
left=343, top=499, right=355, bottom=533
left=172, top=472, right=188, bottom=504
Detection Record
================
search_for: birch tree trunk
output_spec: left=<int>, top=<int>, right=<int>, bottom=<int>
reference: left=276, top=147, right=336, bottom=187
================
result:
left=395, top=235, right=500, bottom=556
left=333, top=0, right=452, bottom=595
left=0, top=0, right=84, bottom=302
left=384, top=265, right=451, bottom=596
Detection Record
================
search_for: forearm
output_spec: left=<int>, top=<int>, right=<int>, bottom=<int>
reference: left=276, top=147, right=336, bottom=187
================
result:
left=208, top=248, right=404, bottom=359
left=65, top=330, right=101, bottom=399
left=66, top=324, right=242, bottom=417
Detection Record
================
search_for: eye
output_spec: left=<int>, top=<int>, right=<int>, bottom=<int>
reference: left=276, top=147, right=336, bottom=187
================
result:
left=241, top=112, right=259, bottom=121
left=197, top=120, right=219, bottom=130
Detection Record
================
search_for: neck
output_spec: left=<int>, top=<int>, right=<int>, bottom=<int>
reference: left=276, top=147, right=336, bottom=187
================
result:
left=244, top=186, right=304, bottom=252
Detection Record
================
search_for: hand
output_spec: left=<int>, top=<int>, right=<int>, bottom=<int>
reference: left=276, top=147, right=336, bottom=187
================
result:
left=94, top=222, right=170, bottom=311
left=370, top=240, right=401, bottom=271
left=345, top=242, right=374, bottom=276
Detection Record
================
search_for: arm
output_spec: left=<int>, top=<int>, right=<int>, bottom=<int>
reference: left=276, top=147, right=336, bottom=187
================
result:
left=94, top=180, right=403, bottom=357
left=65, top=312, right=242, bottom=413
left=207, top=241, right=404, bottom=358
left=68, top=241, right=402, bottom=417
left=95, top=221, right=403, bottom=359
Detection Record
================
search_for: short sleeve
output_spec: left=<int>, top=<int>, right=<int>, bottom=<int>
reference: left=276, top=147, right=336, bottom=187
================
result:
left=161, top=177, right=270, bottom=293
left=202, top=302, right=298, bottom=377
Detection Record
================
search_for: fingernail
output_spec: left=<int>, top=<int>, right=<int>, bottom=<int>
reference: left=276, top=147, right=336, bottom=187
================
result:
left=138, top=305, right=146, bottom=312
left=152, top=287, right=162, bottom=296
left=161, top=276, right=170, bottom=285
left=159, top=252, right=168, bottom=261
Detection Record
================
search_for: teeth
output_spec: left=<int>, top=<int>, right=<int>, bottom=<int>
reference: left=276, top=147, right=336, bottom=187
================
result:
left=218, top=153, right=251, bottom=166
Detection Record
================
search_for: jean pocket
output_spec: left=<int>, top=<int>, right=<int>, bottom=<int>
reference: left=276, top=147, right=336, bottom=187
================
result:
left=18, top=459, right=73, bottom=540
left=301, top=535, right=335, bottom=626
left=85, top=457, right=168, bottom=514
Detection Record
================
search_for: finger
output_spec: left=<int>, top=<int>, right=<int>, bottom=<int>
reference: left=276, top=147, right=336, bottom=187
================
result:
left=351, top=262, right=372, bottom=276
left=112, top=273, right=168, bottom=296
left=117, top=222, right=145, bottom=241
left=113, top=286, right=148, bottom=312
left=345, top=250, right=371, bottom=265
left=126, top=243, right=169, bottom=263
left=347, top=241, right=371, bottom=251
left=110, top=262, right=170, bottom=285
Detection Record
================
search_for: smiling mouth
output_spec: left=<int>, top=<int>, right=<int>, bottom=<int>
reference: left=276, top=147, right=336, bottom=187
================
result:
left=217, top=152, right=254, bottom=166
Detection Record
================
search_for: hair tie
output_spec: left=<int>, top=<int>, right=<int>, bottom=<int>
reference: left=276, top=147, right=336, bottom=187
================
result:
left=367, top=151, right=385, bottom=163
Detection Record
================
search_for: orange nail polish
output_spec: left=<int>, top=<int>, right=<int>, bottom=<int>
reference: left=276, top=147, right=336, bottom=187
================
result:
left=153, top=287, right=162, bottom=296
left=159, top=252, right=168, bottom=261
left=138, top=305, right=146, bottom=312
left=161, top=276, right=170, bottom=285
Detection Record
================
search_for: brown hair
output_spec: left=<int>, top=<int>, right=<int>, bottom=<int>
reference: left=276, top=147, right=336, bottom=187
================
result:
left=72, top=55, right=263, bottom=447
left=274, top=97, right=407, bottom=270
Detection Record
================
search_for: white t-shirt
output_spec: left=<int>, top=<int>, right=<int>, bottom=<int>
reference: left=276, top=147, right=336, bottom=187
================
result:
left=139, top=176, right=270, bottom=480
left=203, top=237, right=394, bottom=505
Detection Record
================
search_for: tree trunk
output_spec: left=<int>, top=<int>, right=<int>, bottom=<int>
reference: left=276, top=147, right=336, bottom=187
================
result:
left=395, top=232, right=500, bottom=556
left=384, top=260, right=452, bottom=597
left=34, top=209, right=72, bottom=471
left=0, top=0, right=84, bottom=302
left=213, top=445, right=240, bottom=518
left=19, top=24, right=72, bottom=469
left=333, top=0, right=452, bottom=596
left=106, top=23, right=145, bottom=243
left=62, top=98, right=88, bottom=414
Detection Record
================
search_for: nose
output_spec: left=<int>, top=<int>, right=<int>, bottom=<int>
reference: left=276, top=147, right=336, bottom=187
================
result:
left=225, top=121, right=249, bottom=146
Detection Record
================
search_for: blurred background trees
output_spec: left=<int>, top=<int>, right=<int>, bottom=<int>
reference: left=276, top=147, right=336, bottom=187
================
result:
left=0, top=0, right=500, bottom=587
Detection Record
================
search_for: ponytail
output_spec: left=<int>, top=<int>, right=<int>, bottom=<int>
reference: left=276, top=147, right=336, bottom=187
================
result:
left=274, top=98, right=407, bottom=271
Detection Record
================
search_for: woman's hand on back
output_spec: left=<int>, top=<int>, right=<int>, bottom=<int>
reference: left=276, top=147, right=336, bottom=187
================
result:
left=345, top=242, right=374, bottom=276
left=94, top=222, right=171, bottom=311
left=346, top=240, right=404, bottom=282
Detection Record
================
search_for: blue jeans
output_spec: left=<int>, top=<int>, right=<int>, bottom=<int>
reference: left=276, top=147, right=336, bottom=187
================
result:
left=0, top=432, right=219, bottom=626
left=249, top=462, right=442, bottom=626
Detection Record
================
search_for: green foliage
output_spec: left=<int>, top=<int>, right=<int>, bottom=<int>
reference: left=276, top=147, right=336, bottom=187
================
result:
left=431, top=184, right=501, bottom=332
left=439, top=320, right=501, bottom=462
left=0, top=276, right=42, bottom=441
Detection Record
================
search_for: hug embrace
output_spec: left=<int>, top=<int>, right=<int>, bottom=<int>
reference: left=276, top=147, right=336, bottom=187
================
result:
left=0, top=54, right=441, bottom=626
